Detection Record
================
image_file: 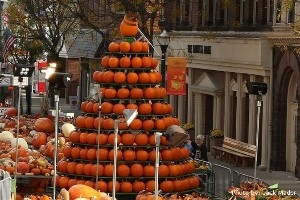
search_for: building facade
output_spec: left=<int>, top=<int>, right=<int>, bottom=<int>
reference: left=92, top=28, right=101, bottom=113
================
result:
left=155, top=0, right=300, bottom=177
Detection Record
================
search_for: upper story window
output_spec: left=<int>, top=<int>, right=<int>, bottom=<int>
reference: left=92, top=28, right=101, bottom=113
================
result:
left=188, top=45, right=211, bottom=55
left=275, top=0, right=295, bottom=24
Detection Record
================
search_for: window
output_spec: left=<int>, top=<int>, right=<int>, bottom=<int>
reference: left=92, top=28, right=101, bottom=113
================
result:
left=276, top=0, right=281, bottom=23
left=187, top=45, right=211, bottom=55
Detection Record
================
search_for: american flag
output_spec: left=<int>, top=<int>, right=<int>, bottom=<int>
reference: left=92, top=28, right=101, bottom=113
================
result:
left=2, top=35, right=17, bottom=62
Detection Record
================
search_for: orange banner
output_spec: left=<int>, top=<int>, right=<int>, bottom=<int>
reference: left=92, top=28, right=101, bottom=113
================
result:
left=166, top=57, right=187, bottom=95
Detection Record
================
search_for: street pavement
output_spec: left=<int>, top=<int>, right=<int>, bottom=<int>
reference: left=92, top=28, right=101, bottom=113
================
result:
left=24, top=95, right=300, bottom=197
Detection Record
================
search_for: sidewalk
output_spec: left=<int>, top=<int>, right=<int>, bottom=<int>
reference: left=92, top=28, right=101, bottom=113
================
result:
left=208, top=153, right=300, bottom=194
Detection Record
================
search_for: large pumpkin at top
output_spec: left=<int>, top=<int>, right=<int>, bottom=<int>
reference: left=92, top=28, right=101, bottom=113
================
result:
left=34, top=118, right=55, bottom=133
left=68, top=184, right=102, bottom=200
left=120, top=14, right=138, bottom=37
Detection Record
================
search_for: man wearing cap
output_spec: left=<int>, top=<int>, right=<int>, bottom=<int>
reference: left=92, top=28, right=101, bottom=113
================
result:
left=194, top=135, right=208, bottom=161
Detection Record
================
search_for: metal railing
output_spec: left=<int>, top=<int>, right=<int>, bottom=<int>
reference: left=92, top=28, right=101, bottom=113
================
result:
left=0, top=169, right=12, bottom=200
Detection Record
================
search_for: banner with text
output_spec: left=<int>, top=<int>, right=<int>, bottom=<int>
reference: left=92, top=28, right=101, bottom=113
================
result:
left=167, top=57, right=187, bottom=95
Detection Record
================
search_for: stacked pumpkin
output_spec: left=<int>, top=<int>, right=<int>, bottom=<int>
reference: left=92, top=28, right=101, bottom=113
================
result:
left=55, top=14, right=199, bottom=198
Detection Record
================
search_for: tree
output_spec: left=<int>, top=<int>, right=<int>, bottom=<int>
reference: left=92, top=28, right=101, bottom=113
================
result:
left=5, top=0, right=80, bottom=68
left=57, top=0, right=163, bottom=57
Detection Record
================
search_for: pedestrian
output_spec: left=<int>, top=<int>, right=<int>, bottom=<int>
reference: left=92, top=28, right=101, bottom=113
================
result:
left=193, top=135, right=208, bottom=161
left=185, top=138, right=197, bottom=158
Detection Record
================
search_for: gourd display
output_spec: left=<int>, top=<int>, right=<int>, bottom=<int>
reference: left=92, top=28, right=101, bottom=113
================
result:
left=56, top=14, right=199, bottom=199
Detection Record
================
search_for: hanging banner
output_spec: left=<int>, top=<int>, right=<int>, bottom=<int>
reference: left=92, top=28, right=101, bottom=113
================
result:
left=166, top=57, right=187, bottom=95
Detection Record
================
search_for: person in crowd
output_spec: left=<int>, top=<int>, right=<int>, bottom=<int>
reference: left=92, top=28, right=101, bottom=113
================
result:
left=185, top=138, right=197, bottom=158
left=193, top=134, right=208, bottom=161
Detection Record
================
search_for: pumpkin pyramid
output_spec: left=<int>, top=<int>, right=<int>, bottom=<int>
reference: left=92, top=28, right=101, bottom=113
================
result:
left=55, top=14, right=200, bottom=196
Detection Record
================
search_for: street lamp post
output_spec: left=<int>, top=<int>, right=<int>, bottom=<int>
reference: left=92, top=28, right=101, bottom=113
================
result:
left=157, top=30, right=170, bottom=89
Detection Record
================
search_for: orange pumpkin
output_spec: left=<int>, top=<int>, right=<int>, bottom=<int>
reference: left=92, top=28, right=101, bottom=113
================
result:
left=17, top=161, right=30, bottom=174
left=85, top=101, right=95, bottom=113
left=130, top=163, right=144, bottom=177
left=135, top=149, right=148, bottom=161
left=142, top=56, right=152, bottom=68
left=3, top=107, right=17, bottom=117
left=121, top=133, right=135, bottom=145
left=102, top=70, right=115, bottom=83
left=32, top=132, right=47, bottom=149
left=104, top=163, right=114, bottom=177
left=141, top=42, right=149, bottom=52
left=96, top=71, right=104, bottom=82
left=129, top=118, right=143, bottom=130
left=34, top=118, right=55, bottom=132
left=130, top=88, right=143, bottom=99
left=120, top=56, right=131, bottom=68
left=135, top=133, right=149, bottom=146
left=158, top=164, right=169, bottom=177
left=120, top=21, right=138, bottom=36
left=142, top=119, right=155, bottom=131
left=84, top=117, right=95, bottom=129
left=117, top=164, right=131, bottom=177
left=101, top=102, right=114, bottom=114
left=143, top=87, right=157, bottom=99
left=101, top=56, right=110, bottom=68
left=75, top=116, right=86, bottom=128
left=68, top=184, right=101, bottom=200
left=90, top=164, right=104, bottom=177
left=160, top=180, right=174, bottom=193
left=108, top=57, right=119, bottom=68
left=108, top=41, right=120, bottom=52
left=93, top=71, right=100, bottom=82
left=113, top=103, right=126, bottom=115
left=131, top=56, right=142, bottom=68
left=132, top=180, right=146, bottom=193
left=108, top=149, right=122, bottom=161
left=114, top=71, right=126, bottom=83
left=127, top=72, right=139, bottom=84
left=104, top=88, right=117, bottom=99
left=120, top=181, right=133, bottom=193
left=123, top=149, right=136, bottom=161
left=117, top=87, right=130, bottom=99
left=145, top=180, right=155, bottom=192
left=107, top=180, right=120, bottom=192
left=161, top=149, right=173, bottom=161
left=96, top=148, right=109, bottom=161
left=138, top=103, right=152, bottom=115
left=138, top=72, right=150, bottom=84
left=143, top=164, right=155, bottom=177
left=119, top=41, right=131, bottom=53
left=95, top=180, right=108, bottom=192
left=131, top=41, right=143, bottom=53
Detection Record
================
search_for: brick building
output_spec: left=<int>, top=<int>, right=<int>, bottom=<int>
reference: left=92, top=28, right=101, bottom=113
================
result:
left=153, top=0, right=300, bottom=177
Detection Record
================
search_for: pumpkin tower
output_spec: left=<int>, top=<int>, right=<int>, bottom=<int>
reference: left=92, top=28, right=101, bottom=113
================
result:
left=56, top=13, right=199, bottom=198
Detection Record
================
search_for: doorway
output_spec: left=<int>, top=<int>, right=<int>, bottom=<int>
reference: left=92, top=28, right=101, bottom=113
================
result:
left=286, top=73, right=298, bottom=172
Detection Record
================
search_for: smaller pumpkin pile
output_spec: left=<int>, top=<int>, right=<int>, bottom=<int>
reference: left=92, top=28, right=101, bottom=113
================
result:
left=15, top=194, right=52, bottom=200
left=57, top=184, right=112, bottom=200
left=135, top=190, right=211, bottom=200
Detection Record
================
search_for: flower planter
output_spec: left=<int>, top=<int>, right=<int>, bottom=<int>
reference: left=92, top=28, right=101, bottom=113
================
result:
left=209, top=136, right=224, bottom=154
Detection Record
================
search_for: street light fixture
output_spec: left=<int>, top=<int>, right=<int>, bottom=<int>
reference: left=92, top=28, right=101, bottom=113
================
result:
left=112, top=109, right=138, bottom=200
left=12, top=64, right=35, bottom=199
left=246, top=81, right=268, bottom=189
left=157, top=30, right=170, bottom=89
left=47, top=72, right=71, bottom=200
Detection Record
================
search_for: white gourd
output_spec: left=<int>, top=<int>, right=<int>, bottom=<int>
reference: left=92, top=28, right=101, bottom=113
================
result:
left=0, top=131, right=15, bottom=143
left=61, top=123, right=76, bottom=137
left=10, top=138, right=28, bottom=150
